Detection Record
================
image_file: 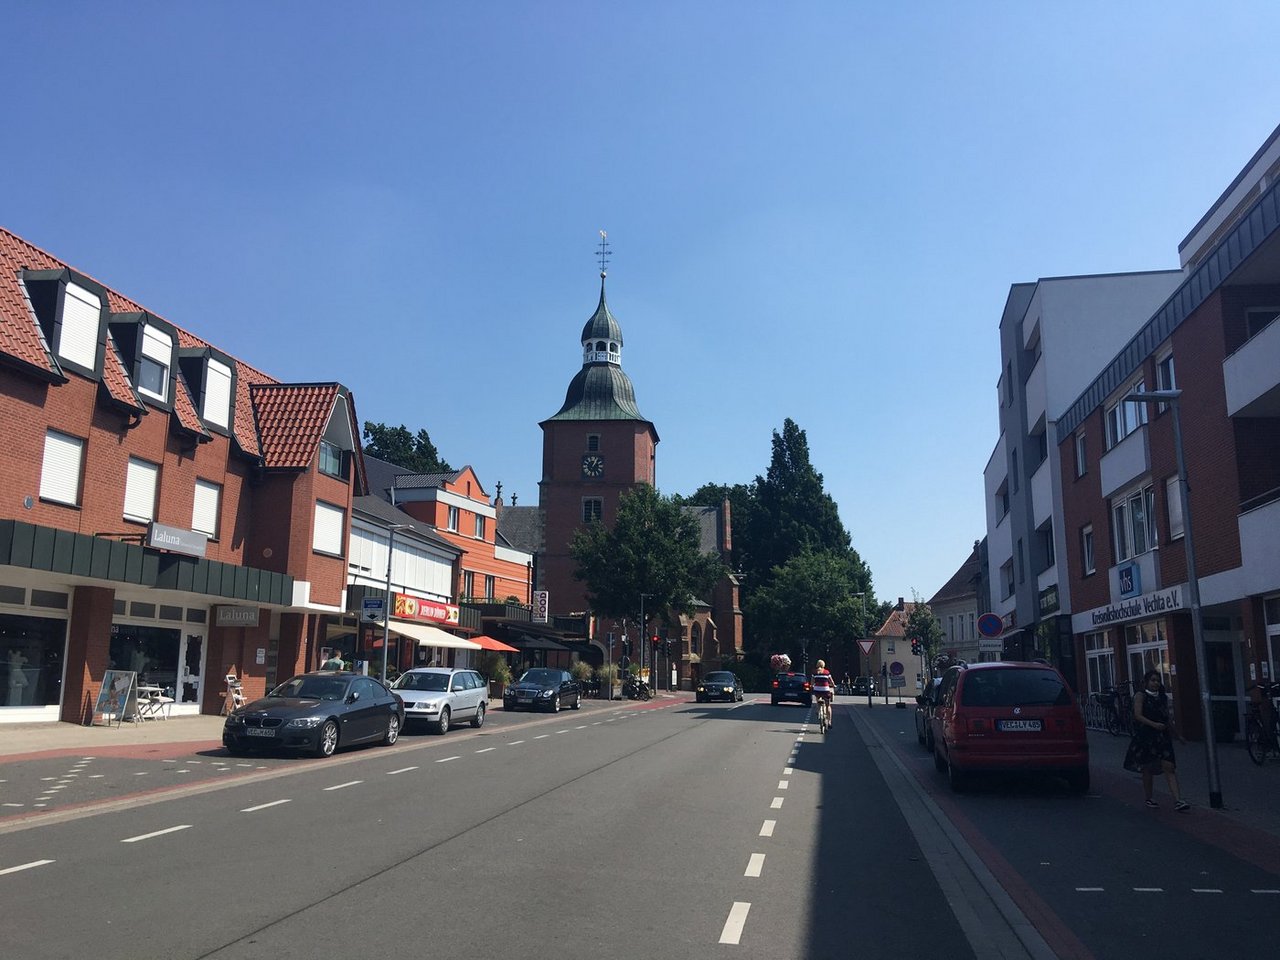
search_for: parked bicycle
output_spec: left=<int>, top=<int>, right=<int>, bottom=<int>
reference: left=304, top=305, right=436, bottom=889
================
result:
left=1245, top=680, right=1280, bottom=765
left=1095, top=682, right=1134, bottom=736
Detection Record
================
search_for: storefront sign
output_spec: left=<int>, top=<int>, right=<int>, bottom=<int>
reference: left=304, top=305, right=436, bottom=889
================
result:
left=1038, top=584, right=1060, bottom=616
left=1117, top=561, right=1141, bottom=598
left=393, top=592, right=460, bottom=625
left=1087, top=585, right=1183, bottom=627
left=147, top=522, right=208, bottom=558
left=216, top=605, right=260, bottom=628
left=533, top=590, right=549, bottom=623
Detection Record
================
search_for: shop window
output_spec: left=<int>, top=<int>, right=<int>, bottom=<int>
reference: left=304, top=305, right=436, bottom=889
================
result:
left=186, top=608, right=207, bottom=624
left=192, top=479, right=222, bottom=539
left=40, top=430, right=85, bottom=507
left=1084, top=631, right=1114, bottom=695
left=123, top=457, right=160, bottom=524
left=159, top=605, right=184, bottom=622
left=0, top=585, right=25, bottom=606
left=29, top=590, right=68, bottom=610
left=131, top=602, right=157, bottom=619
left=1124, top=621, right=1170, bottom=693
left=1, top=611, right=67, bottom=707
left=313, top=501, right=345, bottom=555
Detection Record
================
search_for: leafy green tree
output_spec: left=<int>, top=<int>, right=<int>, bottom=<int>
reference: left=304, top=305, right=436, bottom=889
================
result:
left=571, top=485, right=725, bottom=628
left=903, top=592, right=944, bottom=665
left=746, top=549, right=866, bottom=669
left=362, top=422, right=452, bottom=474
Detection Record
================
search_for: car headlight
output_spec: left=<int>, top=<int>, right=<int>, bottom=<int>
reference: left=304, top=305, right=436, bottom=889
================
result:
left=224, top=714, right=242, bottom=727
left=286, top=716, right=326, bottom=729
left=538, top=689, right=554, bottom=698
left=723, top=687, right=733, bottom=693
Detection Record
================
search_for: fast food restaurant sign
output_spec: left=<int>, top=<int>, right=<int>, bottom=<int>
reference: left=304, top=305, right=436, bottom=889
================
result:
left=393, top=593, right=460, bottom=625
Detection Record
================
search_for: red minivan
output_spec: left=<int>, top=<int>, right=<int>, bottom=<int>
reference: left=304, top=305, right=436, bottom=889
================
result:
left=930, top=661, right=1089, bottom=793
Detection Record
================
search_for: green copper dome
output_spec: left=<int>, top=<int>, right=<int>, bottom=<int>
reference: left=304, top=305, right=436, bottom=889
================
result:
left=580, top=277, right=624, bottom=345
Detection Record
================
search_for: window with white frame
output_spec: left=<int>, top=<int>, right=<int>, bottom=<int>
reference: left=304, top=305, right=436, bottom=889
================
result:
left=474, top=514, right=486, bottom=539
left=59, top=283, right=101, bottom=369
left=137, top=325, right=173, bottom=402
left=1125, top=620, right=1171, bottom=692
left=191, top=479, right=222, bottom=539
left=1081, top=524, right=1095, bottom=575
left=123, top=457, right=160, bottom=523
left=40, top=430, right=85, bottom=506
left=1111, top=484, right=1156, bottom=562
left=462, top=570, right=475, bottom=598
left=203, top=358, right=232, bottom=428
left=1166, top=476, right=1184, bottom=540
left=446, top=505, right=459, bottom=531
left=583, top=498, right=602, bottom=523
left=312, top=501, right=345, bottom=555
left=1084, top=631, right=1114, bottom=695
left=1074, top=432, right=1087, bottom=478
left=1105, top=379, right=1147, bottom=449
left=484, top=575, right=495, bottom=599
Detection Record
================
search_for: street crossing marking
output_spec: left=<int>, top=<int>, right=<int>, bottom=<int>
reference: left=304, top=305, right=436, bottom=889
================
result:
left=122, top=825, right=191, bottom=843
left=760, top=820, right=776, bottom=837
left=324, top=780, right=364, bottom=790
left=770, top=797, right=784, bottom=809
left=777, top=780, right=789, bottom=790
left=0, top=859, right=55, bottom=876
left=719, top=902, right=751, bottom=945
left=783, top=767, right=793, bottom=775
left=241, top=799, right=292, bottom=813
left=744, top=853, right=765, bottom=877
left=386, top=766, right=419, bottom=775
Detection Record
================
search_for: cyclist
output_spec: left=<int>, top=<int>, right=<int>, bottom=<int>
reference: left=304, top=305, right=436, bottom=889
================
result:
left=812, top=659, right=835, bottom=729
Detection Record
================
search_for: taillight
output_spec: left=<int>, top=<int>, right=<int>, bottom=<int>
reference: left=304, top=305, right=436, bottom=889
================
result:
left=803, top=682, right=811, bottom=691
left=772, top=680, right=779, bottom=689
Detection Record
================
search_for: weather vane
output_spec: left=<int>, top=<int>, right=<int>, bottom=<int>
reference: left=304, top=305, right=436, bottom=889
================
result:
left=597, top=229, right=611, bottom=276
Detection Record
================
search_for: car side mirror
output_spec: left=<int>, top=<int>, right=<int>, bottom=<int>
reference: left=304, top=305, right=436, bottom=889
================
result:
left=347, top=691, right=359, bottom=703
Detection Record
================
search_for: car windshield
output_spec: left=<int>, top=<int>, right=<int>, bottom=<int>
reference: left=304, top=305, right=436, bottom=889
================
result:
left=706, top=672, right=735, bottom=683
left=270, top=676, right=348, bottom=701
left=392, top=673, right=449, bottom=692
left=959, top=669, right=1071, bottom=707
left=519, top=668, right=559, bottom=685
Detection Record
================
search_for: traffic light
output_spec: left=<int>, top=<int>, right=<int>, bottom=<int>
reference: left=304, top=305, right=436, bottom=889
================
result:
left=911, top=638, right=921, bottom=657
left=622, top=639, right=631, bottom=657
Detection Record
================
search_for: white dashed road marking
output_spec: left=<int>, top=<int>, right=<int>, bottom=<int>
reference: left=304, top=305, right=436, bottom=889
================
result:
left=783, top=767, right=793, bottom=775
left=1133, top=888, right=1163, bottom=893
left=1192, top=889, right=1223, bottom=894
left=475, top=748, right=496, bottom=754
left=0, top=859, right=55, bottom=876
left=759, top=820, right=776, bottom=837
left=770, top=797, right=784, bottom=809
left=387, top=767, right=418, bottom=775
left=324, top=781, right=364, bottom=791
left=122, top=825, right=191, bottom=843
left=241, top=799, right=292, bottom=813
left=744, top=853, right=765, bottom=877
left=436, top=757, right=460, bottom=764
left=777, top=780, right=789, bottom=790
left=719, top=902, right=751, bottom=945
left=1076, top=887, right=1104, bottom=892
left=509, top=740, right=525, bottom=745
left=534, top=735, right=549, bottom=740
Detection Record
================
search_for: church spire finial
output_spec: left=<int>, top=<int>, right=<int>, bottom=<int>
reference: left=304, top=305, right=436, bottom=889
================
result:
left=597, top=229, right=610, bottom=279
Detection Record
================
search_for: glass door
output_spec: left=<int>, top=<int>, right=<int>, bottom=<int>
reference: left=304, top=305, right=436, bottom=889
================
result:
left=177, top=632, right=206, bottom=713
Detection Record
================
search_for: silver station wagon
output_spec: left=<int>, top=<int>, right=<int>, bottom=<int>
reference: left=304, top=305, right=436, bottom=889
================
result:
left=390, top=667, right=488, bottom=734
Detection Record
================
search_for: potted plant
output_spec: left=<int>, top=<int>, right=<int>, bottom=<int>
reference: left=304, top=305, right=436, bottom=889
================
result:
left=570, top=659, right=595, bottom=698
left=479, top=652, right=512, bottom=701
left=596, top=663, right=620, bottom=700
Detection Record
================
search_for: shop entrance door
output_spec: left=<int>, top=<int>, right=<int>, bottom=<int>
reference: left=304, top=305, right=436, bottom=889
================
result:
left=178, top=632, right=206, bottom=713
left=1204, top=628, right=1243, bottom=742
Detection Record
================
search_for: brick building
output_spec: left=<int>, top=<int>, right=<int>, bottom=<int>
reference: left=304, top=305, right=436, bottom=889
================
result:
left=0, top=227, right=366, bottom=723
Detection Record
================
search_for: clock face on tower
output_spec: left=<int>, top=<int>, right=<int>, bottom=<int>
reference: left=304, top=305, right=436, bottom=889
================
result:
left=581, top=454, right=605, bottom=478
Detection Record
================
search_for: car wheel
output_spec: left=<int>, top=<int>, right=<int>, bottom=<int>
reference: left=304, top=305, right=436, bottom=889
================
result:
left=384, top=714, right=401, bottom=745
left=224, top=741, right=248, bottom=757
left=1065, top=768, right=1090, bottom=794
left=551, top=694, right=561, bottom=713
left=435, top=707, right=450, bottom=735
left=471, top=702, right=486, bottom=728
left=316, top=720, right=339, bottom=758
left=946, top=754, right=968, bottom=793
left=571, top=694, right=581, bottom=710
left=933, top=742, right=946, bottom=772
left=696, top=695, right=704, bottom=703
left=737, top=691, right=744, bottom=702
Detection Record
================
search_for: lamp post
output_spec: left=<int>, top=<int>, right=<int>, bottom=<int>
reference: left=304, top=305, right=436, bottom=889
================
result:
left=1125, top=389, right=1222, bottom=809
left=381, top=523, right=410, bottom=684
left=639, top=593, right=654, bottom=689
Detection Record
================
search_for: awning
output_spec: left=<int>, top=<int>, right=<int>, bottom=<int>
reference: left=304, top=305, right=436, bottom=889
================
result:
left=513, top=634, right=571, bottom=652
left=388, top=620, right=481, bottom=650
left=473, top=635, right=519, bottom=653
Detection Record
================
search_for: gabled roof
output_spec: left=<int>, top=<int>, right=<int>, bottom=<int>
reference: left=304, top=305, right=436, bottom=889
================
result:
left=250, top=383, right=342, bottom=469
left=875, top=603, right=918, bottom=639
left=351, top=495, right=461, bottom=555
left=497, top=505, right=542, bottom=554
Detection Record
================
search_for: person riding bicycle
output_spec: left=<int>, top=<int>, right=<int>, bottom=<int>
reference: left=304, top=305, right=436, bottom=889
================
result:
left=812, top=659, right=835, bottom=728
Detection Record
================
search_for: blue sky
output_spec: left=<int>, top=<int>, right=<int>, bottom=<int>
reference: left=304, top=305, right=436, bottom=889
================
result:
left=5, top=2, right=1279, bottom=607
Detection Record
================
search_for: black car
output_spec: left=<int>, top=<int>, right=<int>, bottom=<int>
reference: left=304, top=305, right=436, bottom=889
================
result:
left=696, top=670, right=744, bottom=703
left=770, top=672, right=812, bottom=707
left=502, top=668, right=582, bottom=712
left=223, top=672, right=405, bottom=758
left=915, top=677, right=943, bottom=750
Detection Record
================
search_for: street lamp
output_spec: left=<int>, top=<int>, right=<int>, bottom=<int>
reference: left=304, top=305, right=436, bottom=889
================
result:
left=1125, top=389, right=1222, bottom=809
left=381, top=523, right=411, bottom=684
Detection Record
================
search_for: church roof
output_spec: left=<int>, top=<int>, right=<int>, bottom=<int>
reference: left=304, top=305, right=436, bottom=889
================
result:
left=544, top=363, right=649, bottom=422
left=579, top=277, right=623, bottom=344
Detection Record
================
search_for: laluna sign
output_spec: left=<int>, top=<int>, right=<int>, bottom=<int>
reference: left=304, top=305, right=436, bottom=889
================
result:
left=146, top=522, right=208, bottom=558
left=1088, top=585, right=1184, bottom=628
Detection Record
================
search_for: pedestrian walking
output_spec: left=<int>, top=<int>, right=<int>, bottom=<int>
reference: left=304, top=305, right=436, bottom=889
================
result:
left=1123, top=669, right=1190, bottom=812
left=322, top=649, right=345, bottom=671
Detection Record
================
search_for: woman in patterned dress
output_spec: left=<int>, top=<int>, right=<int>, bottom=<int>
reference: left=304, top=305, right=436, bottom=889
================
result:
left=1127, top=669, right=1190, bottom=812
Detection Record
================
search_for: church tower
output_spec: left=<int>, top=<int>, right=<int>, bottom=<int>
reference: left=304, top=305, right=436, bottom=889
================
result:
left=537, top=262, right=658, bottom=620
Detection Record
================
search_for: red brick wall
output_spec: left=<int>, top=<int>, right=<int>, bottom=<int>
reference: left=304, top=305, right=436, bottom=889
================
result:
left=61, top=585, right=115, bottom=723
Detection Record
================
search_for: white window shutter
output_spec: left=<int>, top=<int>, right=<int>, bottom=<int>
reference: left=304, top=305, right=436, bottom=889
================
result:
left=192, top=479, right=221, bottom=537
left=60, top=283, right=101, bottom=368
left=124, top=458, right=159, bottom=522
left=40, top=430, right=84, bottom=505
left=313, top=502, right=345, bottom=554
left=141, top=325, right=172, bottom=362
left=203, top=359, right=232, bottom=428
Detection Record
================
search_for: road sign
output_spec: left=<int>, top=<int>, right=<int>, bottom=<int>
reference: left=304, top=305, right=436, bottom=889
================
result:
left=890, top=661, right=904, bottom=676
left=857, top=638, right=876, bottom=656
left=977, top=612, right=1003, bottom=638
left=361, top=597, right=385, bottom=623
left=890, top=676, right=906, bottom=688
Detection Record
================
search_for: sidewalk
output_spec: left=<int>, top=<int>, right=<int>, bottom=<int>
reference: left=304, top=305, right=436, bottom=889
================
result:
left=0, top=715, right=228, bottom=759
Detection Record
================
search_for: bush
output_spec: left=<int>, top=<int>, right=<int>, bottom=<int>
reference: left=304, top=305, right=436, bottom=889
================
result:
left=570, top=660, right=594, bottom=684
left=477, top=652, right=512, bottom=685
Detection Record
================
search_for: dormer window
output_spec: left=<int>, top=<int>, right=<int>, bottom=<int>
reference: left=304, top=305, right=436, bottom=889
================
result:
left=60, top=283, right=103, bottom=370
left=203, top=358, right=232, bottom=428
left=178, top=348, right=236, bottom=433
left=21, top=269, right=109, bottom=378
left=137, top=325, right=172, bottom=402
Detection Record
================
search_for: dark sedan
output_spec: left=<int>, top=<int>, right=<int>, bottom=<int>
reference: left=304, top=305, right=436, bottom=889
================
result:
left=696, top=670, right=744, bottom=703
left=223, top=672, right=405, bottom=758
left=502, top=668, right=582, bottom=712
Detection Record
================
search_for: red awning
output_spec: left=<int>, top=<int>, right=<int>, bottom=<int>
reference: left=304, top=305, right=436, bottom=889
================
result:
left=473, top=635, right=519, bottom=653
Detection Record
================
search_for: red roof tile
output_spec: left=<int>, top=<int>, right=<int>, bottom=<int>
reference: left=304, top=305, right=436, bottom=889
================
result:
left=251, top=383, right=341, bottom=469
left=875, top=603, right=918, bottom=639
left=0, top=230, right=63, bottom=375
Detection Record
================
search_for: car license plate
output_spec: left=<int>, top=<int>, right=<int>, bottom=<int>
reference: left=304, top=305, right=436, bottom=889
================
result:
left=246, top=727, right=276, bottom=738
left=998, top=720, right=1042, bottom=732
left=518, top=695, right=532, bottom=702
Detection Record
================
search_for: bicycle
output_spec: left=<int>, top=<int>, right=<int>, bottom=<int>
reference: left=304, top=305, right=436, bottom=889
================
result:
left=816, top=694, right=831, bottom=734
left=1245, top=681, right=1280, bottom=765
left=1096, top=683, right=1134, bottom=736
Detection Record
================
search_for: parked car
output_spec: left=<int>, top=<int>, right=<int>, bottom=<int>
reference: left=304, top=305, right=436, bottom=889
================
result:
left=915, top=677, right=944, bottom=750
left=391, top=667, right=488, bottom=734
left=771, top=672, right=812, bottom=707
left=850, top=676, right=876, bottom=696
left=503, top=668, right=582, bottom=712
left=696, top=671, right=744, bottom=703
left=222, top=672, right=404, bottom=758
left=930, top=661, right=1089, bottom=793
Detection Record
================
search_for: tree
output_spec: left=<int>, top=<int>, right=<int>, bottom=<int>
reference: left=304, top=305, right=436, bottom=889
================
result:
left=362, top=422, right=452, bottom=474
left=570, top=485, right=725, bottom=628
left=903, top=592, right=944, bottom=669
left=745, top=549, right=866, bottom=670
